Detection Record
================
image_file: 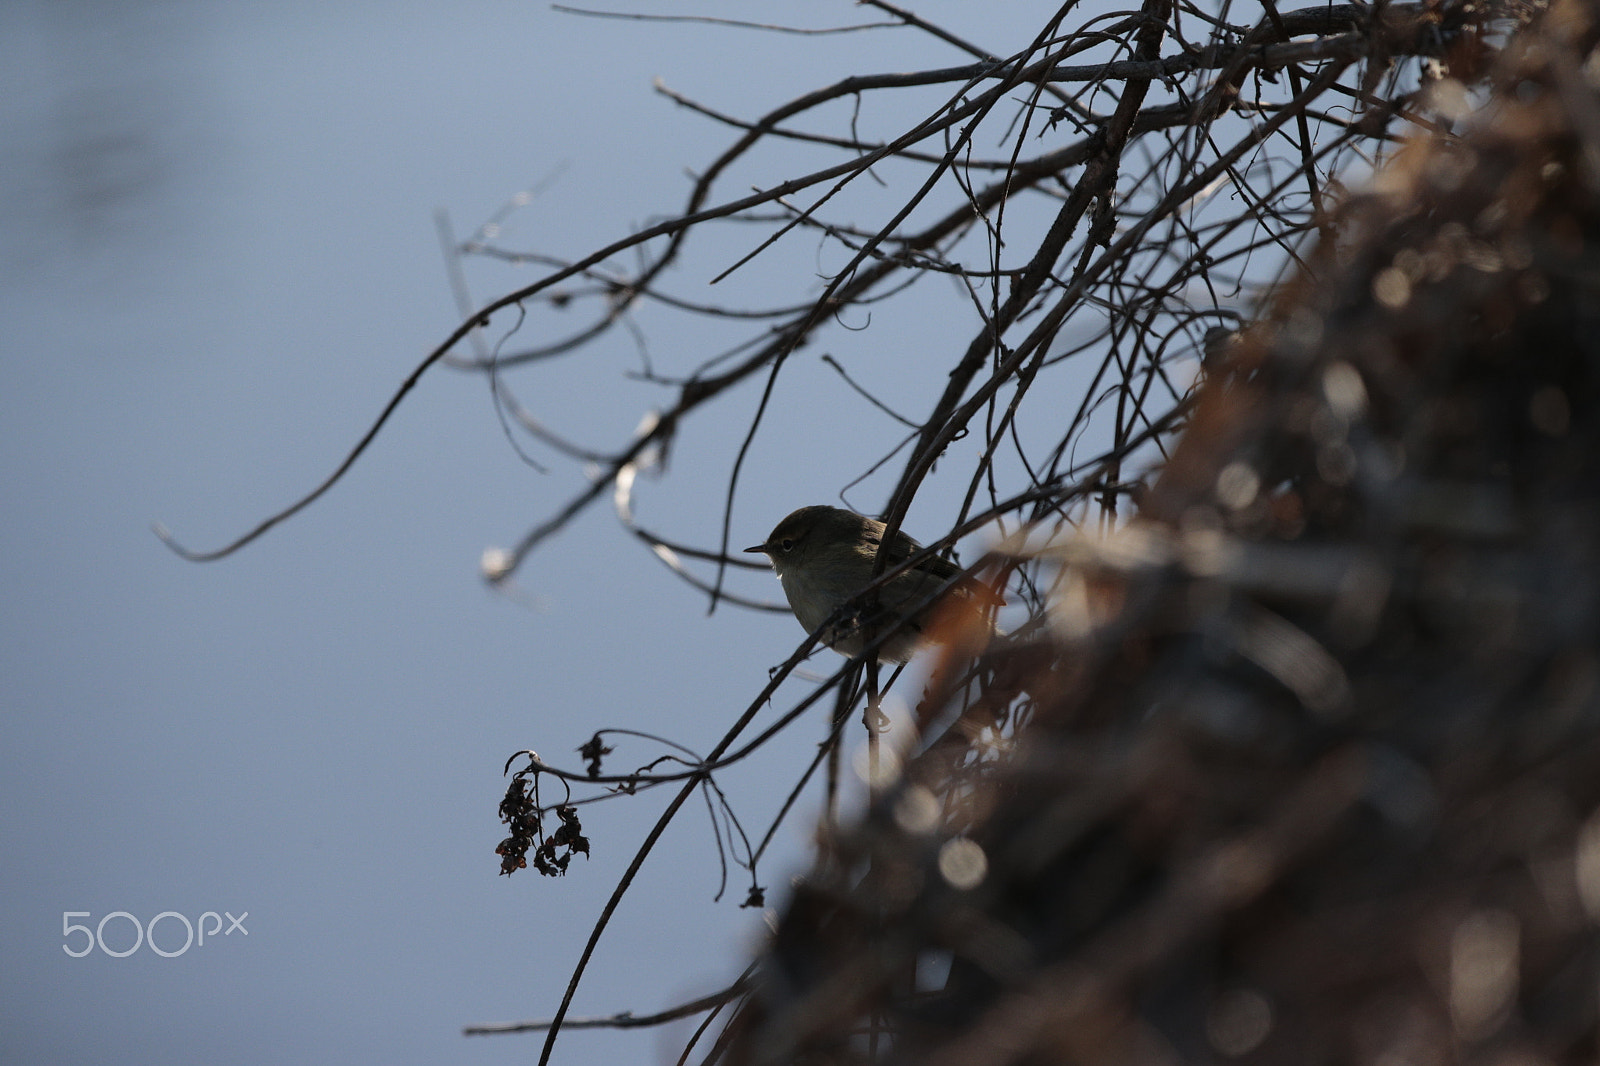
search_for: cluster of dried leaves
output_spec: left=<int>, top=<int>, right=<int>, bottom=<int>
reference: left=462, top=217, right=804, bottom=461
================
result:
left=496, top=761, right=590, bottom=878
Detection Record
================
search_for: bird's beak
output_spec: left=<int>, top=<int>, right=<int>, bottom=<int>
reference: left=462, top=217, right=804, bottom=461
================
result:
left=743, top=544, right=768, bottom=554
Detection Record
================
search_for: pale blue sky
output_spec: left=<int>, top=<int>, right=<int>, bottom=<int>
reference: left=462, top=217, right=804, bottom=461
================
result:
left=0, top=2, right=1087, bottom=1063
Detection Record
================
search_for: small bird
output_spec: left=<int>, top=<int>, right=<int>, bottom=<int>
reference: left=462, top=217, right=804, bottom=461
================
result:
left=745, top=505, right=1000, bottom=663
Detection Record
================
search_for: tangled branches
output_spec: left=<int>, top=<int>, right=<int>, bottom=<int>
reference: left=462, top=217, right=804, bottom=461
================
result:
left=161, top=0, right=1576, bottom=1062
left=450, top=1, right=1545, bottom=1062
left=713, top=1, right=1600, bottom=1064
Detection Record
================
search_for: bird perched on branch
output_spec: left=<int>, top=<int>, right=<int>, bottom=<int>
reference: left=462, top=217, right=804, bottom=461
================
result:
left=745, top=505, right=1001, bottom=663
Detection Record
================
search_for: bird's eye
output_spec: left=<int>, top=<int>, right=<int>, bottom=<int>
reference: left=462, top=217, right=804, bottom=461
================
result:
left=779, top=538, right=795, bottom=552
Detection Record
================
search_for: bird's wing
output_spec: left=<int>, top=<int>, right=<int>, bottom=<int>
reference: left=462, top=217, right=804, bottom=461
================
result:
left=868, top=526, right=1004, bottom=605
